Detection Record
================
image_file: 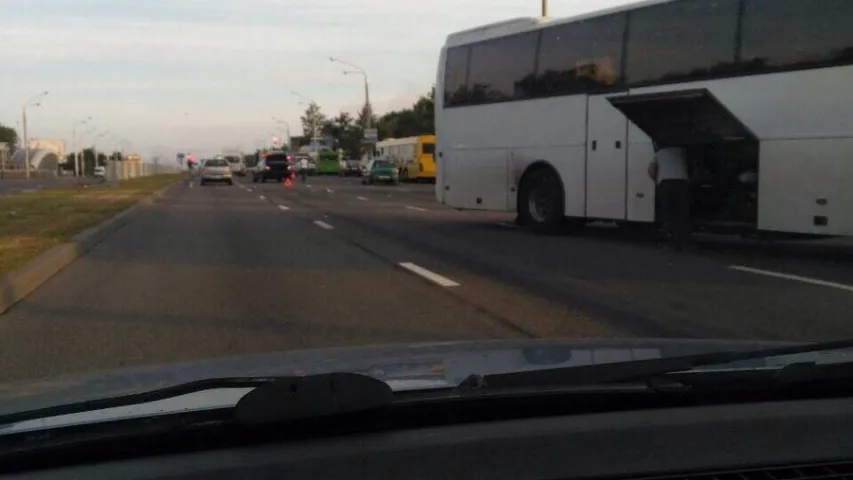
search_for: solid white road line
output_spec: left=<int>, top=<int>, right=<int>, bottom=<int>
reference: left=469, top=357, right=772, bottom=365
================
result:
left=398, top=262, right=460, bottom=287
left=405, top=205, right=427, bottom=212
left=357, top=196, right=369, bottom=201
left=314, top=220, right=334, bottom=230
left=730, top=266, right=853, bottom=294
left=278, top=205, right=290, bottom=211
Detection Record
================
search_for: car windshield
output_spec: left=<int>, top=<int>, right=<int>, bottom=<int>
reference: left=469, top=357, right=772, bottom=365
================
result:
left=1, top=0, right=849, bottom=434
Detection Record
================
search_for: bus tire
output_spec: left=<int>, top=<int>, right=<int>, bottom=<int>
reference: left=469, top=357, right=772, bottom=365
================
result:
left=518, top=167, right=564, bottom=233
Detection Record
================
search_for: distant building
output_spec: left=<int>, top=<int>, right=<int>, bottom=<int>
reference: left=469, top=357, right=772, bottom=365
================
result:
left=27, top=138, right=66, bottom=162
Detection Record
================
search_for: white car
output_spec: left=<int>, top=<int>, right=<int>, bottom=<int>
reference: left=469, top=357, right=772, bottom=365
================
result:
left=226, top=157, right=247, bottom=176
left=93, top=166, right=106, bottom=179
left=200, top=159, right=233, bottom=186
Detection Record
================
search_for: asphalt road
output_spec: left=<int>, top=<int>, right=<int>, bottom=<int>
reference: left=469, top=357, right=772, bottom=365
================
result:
left=3, top=173, right=853, bottom=381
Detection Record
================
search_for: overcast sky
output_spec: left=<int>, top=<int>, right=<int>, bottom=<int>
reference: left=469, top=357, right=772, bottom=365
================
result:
left=0, top=0, right=634, bottom=160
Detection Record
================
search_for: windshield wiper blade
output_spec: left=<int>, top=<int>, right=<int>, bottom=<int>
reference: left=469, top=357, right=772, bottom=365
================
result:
left=0, top=377, right=287, bottom=426
left=0, top=373, right=393, bottom=426
left=456, top=338, right=853, bottom=393
left=236, top=373, right=393, bottom=425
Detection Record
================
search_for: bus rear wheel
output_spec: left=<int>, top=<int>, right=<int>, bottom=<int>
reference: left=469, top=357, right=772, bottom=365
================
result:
left=518, top=168, right=565, bottom=233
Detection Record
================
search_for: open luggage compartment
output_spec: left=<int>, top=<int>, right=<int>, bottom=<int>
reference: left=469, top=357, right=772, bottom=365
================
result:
left=610, top=89, right=760, bottom=230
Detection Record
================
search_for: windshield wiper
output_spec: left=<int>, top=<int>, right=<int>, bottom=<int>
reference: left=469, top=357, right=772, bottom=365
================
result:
left=0, top=373, right=393, bottom=426
left=456, top=338, right=853, bottom=394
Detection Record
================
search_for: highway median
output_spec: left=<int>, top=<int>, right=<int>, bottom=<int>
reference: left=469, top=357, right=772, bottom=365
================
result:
left=0, top=174, right=181, bottom=314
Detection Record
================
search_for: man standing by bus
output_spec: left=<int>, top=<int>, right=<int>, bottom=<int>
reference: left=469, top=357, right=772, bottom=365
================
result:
left=649, top=147, right=691, bottom=250
left=298, top=156, right=309, bottom=183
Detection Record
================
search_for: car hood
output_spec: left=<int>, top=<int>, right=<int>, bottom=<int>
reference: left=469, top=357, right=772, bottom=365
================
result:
left=0, top=338, right=812, bottom=422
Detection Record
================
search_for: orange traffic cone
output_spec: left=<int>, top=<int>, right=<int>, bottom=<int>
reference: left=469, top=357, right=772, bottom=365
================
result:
left=284, top=176, right=293, bottom=188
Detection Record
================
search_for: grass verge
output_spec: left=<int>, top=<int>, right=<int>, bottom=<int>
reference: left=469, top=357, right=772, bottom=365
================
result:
left=0, top=174, right=181, bottom=276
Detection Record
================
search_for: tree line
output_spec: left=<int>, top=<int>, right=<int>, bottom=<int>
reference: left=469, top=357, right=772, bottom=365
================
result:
left=289, top=87, right=435, bottom=159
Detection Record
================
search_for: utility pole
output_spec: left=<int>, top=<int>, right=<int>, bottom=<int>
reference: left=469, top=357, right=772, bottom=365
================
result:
left=542, top=0, right=548, bottom=17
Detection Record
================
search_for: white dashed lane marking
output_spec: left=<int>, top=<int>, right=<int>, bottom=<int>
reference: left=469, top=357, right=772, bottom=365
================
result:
left=730, top=266, right=853, bottom=294
left=357, top=196, right=368, bottom=201
left=278, top=205, right=290, bottom=211
left=405, top=205, right=427, bottom=212
left=314, top=220, right=334, bottom=230
left=398, top=262, right=460, bottom=287
left=259, top=195, right=266, bottom=200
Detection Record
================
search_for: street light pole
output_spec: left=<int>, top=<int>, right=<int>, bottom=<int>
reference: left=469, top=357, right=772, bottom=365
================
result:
left=80, top=127, right=95, bottom=175
left=541, top=0, right=547, bottom=16
left=272, top=117, right=291, bottom=149
left=291, top=91, right=318, bottom=151
left=329, top=57, right=371, bottom=129
left=72, top=117, right=92, bottom=177
left=22, top=91, right=48, bottom=179
left=92, top=131, right=109, bottom=169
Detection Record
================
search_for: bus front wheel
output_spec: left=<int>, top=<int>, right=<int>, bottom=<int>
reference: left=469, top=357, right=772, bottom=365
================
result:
left=518, top=168, right=565, bottom=233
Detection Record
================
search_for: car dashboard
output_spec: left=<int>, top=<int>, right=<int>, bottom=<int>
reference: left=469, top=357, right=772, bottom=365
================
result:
left=11, top=396, right=853, bottom=479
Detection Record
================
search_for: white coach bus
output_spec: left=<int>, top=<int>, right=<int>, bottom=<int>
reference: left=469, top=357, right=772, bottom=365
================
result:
left=435, top=0, right=853, bottom=235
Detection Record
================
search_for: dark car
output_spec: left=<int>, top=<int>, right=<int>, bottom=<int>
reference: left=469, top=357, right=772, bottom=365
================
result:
left=252, top=152, right=292, bottom=183
left=340, top=159, right=362, bottom=177
left=362, top=159, right=399, bottom=185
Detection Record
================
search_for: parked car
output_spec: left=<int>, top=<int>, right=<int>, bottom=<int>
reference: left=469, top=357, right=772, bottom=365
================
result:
left=93, top=166, right=106, bottom=180
left=340, top=159, right=362, bottom=177
left=252, top=152, right=292, bottom=183
left=362, top=159, right=399, bottom=185
left=200, top=158, right=233, bottom=186
left=226, top=157, right=247, bottom=176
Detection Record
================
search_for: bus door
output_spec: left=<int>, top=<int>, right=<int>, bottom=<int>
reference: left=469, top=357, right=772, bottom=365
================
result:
left=586, top=93, right=628, bottom=220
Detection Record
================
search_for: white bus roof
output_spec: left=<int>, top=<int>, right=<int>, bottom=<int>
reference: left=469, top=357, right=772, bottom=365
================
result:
left=445, top=0, right=673, bottom=47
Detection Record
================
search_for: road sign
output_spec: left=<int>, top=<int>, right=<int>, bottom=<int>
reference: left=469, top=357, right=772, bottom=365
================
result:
left=363, top=128, right=378, bottom=143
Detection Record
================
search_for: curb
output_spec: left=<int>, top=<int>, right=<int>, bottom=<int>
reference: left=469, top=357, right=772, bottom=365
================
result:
left=0, top=180, right=180, bottom=316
